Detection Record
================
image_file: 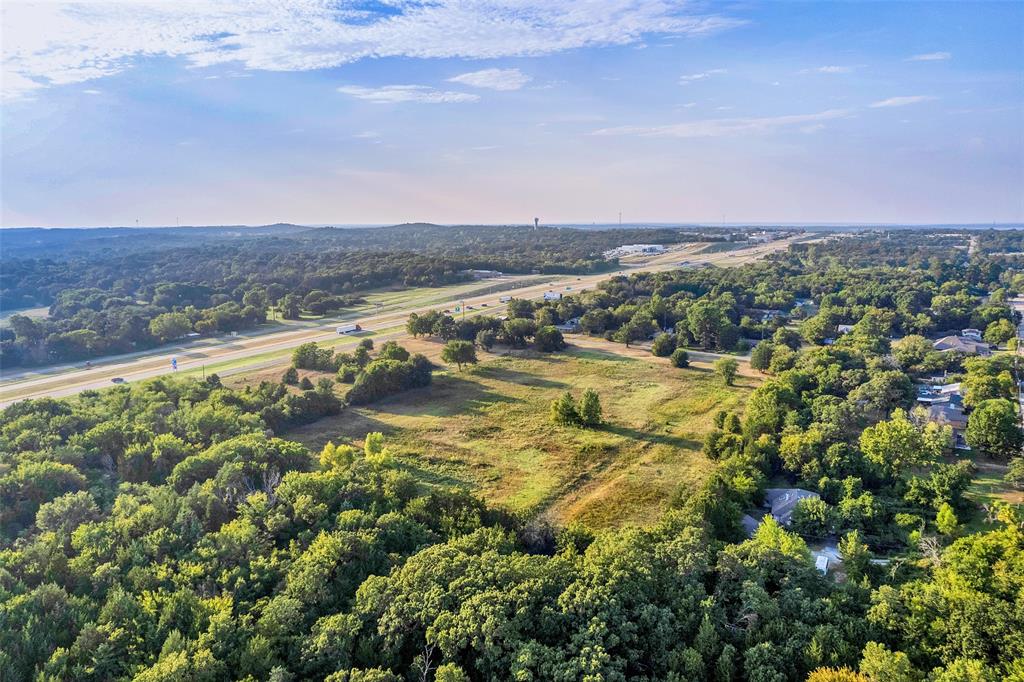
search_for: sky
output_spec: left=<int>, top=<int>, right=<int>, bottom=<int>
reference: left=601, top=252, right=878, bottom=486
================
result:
left=1, top=1, right=1022, bottom=228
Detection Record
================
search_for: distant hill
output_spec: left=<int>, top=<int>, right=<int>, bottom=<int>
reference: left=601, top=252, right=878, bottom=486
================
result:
left=0, top=223, right=311, bottom=258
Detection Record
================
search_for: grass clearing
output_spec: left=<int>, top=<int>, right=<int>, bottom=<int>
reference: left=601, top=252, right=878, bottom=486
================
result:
left=285, top=346, right=754, bottom=529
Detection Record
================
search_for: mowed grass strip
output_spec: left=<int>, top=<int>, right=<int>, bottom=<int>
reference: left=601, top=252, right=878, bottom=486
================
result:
left=286, top=346, right=755, bottom=529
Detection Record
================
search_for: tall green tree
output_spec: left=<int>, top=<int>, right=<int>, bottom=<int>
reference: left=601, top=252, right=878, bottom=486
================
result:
left=440, top=340, right=477, bottom=371
left=966, top=399, right=1022, bottom=460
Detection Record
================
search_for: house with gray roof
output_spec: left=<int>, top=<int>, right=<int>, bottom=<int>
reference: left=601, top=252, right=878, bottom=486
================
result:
left=763, top=488, right=820, bottom=527
left=933, top=335, right=991, bottom=356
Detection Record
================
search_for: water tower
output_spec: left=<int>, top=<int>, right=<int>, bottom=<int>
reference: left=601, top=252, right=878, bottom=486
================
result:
left=534, top=217, right=539, bottom=229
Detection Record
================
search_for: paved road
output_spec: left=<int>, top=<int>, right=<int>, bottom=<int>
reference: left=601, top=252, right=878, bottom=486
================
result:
left=0, top=237, right=801, bottom=406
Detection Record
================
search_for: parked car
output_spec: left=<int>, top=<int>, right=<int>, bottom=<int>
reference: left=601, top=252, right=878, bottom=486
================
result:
left=111, top=377, right=126, bottom=384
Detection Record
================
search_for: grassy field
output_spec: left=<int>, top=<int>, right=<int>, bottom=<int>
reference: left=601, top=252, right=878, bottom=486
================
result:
left=283, top=346, right=754, bottom=528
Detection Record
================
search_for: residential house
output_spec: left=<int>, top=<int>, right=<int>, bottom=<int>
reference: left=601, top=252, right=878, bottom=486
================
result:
left=740, top=514, right=762, bottom=538
left=928, top=403, right=970, bottom=450
left=961, top=328, right=983, bottom=341
left=763, top=488, right=820, bottom=527
left=836, top=324, right=855, bottom=335
left=933, top=335, right=991, bottom=356
left=916, top=382, right=962, bottom=406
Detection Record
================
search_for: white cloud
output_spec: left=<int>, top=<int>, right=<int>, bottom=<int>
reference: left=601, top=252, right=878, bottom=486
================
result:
left=338, top=85, right=478, bottom=104
left=815, top=65, right=854, bottom=74
left=353, top=131, right=381, bottom=139
left=907, top=52, right=951, bottom=61
left=592, top=108, right=850, bottom=138
left=448, top=67, right=530, bottom=91
left=82, top=89, right=102, bottom=95
left=1, top=1, right=743, bottom=99
left=679, top=68, right=726, bottom=85
left=870, top=95, right=937, bottom=108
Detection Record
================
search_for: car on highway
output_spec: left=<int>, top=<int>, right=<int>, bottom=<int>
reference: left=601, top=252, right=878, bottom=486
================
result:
left=481, top=303, right=489, bottom=307
left=111, top=377, right=126, bottom=384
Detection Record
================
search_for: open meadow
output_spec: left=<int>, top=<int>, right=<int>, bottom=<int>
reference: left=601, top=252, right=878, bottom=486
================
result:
left=274, top=347, right=754, bottom=528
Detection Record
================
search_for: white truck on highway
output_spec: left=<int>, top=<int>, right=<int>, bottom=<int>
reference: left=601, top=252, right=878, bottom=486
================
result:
left=543, top=291, right=562, bottom=301
left=499, top=295, right=513, bottom=303
left=336, top=323, right=362, bottom=334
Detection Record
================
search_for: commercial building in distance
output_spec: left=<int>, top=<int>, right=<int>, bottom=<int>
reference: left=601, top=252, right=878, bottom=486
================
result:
left=602, top=244, right=667, bottom=259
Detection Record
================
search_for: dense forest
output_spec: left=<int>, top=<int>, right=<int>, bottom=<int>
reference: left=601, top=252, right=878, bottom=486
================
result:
left=1, top=230, right=1022, bottom=681
left=0, top=224, right=735, bottom=368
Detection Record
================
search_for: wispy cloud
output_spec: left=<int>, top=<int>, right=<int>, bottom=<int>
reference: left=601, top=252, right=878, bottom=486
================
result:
left=802, top=65, right=860, bottom=74
left=2, top=1, right=743, bottom=99
left=82, top=89, right=102, bottom=95
left=337, top=85, right=478, bottom=104
left=679, top=69, right=726, bottom=85
left=448, top=68, right=531, bottom=91
left=870, top=95, right=937, bottom=108
left=907, top=51, right=952, bottom=61
left=592, top=108, right=850, bottom=138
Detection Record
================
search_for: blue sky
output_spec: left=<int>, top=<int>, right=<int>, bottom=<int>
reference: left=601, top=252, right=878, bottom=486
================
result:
left=1, top=1, right=1021, bottom=227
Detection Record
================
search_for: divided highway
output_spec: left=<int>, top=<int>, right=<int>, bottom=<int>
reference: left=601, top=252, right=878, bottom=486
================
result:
left=0, top=237, right=800, bottom=406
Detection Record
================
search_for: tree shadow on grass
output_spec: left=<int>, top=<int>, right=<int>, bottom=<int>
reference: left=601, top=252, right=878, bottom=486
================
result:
left=393, top=457, right=471, bottom=489
left=601, top=423, right=703, bottom=451
left=564, top=347, right=637, bottom=362
left=369, top=375, right=524, bottom=417
left=474, top=364, right=567, bottom=390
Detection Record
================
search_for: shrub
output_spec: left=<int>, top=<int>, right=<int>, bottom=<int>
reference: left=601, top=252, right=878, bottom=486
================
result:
left=714, top=357, right=738, bottom=386
left=670, top=348, right=689, bottom=368
left=651, top=333, right=676, bottom=357
left=534, top=326, right=566, bottom=352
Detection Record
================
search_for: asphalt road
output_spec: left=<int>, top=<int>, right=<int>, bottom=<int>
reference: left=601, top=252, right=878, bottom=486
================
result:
left=0, top=237, right=800, bottom=406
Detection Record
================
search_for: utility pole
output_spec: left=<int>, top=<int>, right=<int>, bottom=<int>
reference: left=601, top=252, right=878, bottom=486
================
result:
left=618, top=211, right=622, bottom=227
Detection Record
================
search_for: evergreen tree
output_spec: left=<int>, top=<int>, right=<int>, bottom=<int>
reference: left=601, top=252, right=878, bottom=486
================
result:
left=578, top=389, right=603, bottom=427
left=551, top=391, right=579, bottom=426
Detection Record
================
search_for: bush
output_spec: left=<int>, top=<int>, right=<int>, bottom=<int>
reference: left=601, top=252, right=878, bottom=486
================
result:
left=298, top=376, right=314, bottom=390
left=670, top=348, right=690, bottom=368
left=534, top=326, right=566, bottom=352
left=714, top=357, right=739, bottom=386
left=336, top=364, right=358, bottom=383
left=476, top=328, right=497, bottom=351
left=292, top=342, right=337, bottom=371
left=282, top=367, right=298, bottom=385
left=651, top=333, right=676, bottom=357
left=346, top=355, right=433, bottom=405
left=377, top=341, right=410, bottom=362
left=750, top=341, right=774, bottom=372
